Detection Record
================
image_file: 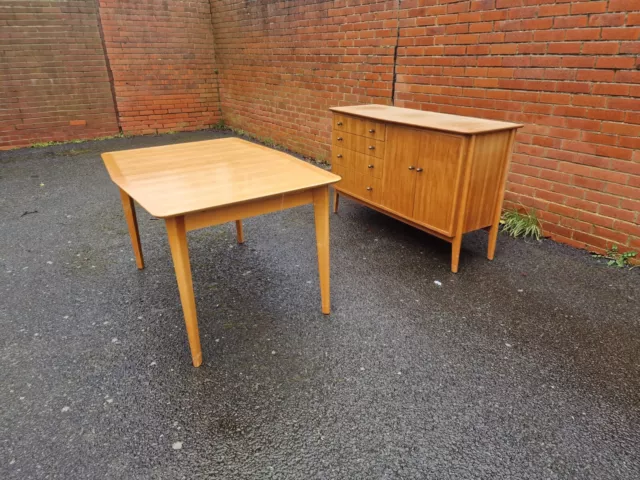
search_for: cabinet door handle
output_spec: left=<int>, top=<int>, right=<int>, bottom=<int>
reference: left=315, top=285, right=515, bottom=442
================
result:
left=367, top=164, right=374, bottom=169
left=368, top=145, right=375, bottom=150
left=408, top=165, right=415, bottom=170
left=366, top=187, right=373, bottom=191
left=369, top=129, right=375, bottom=133
left=337, top=121, right=343, bottom=126
left=337, top=137, right=343, bottom=141
left=337, top=154, right=343, bottom=158
left=416, top=167, right=423, bottom=173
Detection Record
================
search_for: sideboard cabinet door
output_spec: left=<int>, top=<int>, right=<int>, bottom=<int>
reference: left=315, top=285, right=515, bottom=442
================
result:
left=381, top=125, right=422, bottom=218
left=411, top=131, right=465, bottom=235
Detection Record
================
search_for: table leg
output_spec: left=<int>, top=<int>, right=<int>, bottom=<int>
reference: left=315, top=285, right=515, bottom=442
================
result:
left=333, top=189, right=339, bottom=214
left=235, top=220, right=244, bottom=244
left=165, top=216, right=202, bottom=367
left=119, top=188, right=144, bottom=269
left=313, top=186, right=331, bottom=314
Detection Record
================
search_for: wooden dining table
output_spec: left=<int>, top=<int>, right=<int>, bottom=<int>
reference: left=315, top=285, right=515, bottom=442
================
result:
left=102, top=137, right=341, bottom=367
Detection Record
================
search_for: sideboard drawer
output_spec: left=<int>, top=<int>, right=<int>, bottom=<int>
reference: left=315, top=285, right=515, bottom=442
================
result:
left=334, top=114, right=386, bottom=141
left=332, top=148, right=382, bottom=179
left=332, top=164, right=382, bottom=204
left=332, top=131, right=384, bottom=158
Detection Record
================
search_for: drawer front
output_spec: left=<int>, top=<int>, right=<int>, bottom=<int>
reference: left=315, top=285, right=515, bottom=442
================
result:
left=334, top=114, right=386, bottom=141
left=332, top=131, right=384, bottom=158
left=332, top=164, right=382, bottom=204
left=332, top=147, right=382, bottom=179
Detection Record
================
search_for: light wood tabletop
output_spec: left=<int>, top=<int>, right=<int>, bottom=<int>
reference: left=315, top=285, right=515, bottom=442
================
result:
left=102, top=138, right=340, bottom=217
left=102, top=137, right=341, bottom=367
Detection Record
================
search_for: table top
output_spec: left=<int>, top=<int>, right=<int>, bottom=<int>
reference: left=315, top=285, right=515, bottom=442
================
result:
left=102, top=138, right=340, bottom=218
left=330, top=104, right=523, bottom=134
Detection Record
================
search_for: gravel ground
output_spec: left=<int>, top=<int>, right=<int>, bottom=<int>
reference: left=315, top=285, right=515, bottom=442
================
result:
left=1, top=130, right=639, bottom=479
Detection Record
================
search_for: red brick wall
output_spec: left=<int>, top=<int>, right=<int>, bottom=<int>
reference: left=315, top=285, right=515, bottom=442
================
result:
left=0, top=0, right=119, bottom=149
left=210, top=0, right=398, bottom=159
left=98, top=0, right=221, bottom=135
left=211, top=0, right=640, bottom=256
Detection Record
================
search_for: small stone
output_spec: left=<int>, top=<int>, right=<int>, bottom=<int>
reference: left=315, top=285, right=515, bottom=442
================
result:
left=47, top=261, right=53, bottom=265
left=505, top=343, right=513, bottom=348
left=61, top=406, right=70, bottom=412
left=434, top=280, right=442, bottom=286
left=271, top=350, right=276, bottom=355
left=112, top=338, right=118, bottom=343
left=172, top=441, right=183, bottom=450
left=150, top=361, right=157, bottom=366
left=106, top=398, right=113, bottom=404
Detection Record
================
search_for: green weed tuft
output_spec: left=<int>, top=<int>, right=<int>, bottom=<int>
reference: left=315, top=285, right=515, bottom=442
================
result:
left=500, top=207, right=542, bottom=240
left=592, top=245, right=637, bottom=268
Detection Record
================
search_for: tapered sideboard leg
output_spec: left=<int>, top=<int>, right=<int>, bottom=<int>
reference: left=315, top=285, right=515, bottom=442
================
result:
left=451, top=234, right=462, bottom=273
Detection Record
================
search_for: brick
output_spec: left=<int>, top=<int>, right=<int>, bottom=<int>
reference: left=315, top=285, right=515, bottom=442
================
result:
left=571, top=2, right=607, bottom=15
left=573, top=176, right=606, bottom=191
left=589, top=13, right=626, bottom=27
left=595, top=57, right=637, bottom=69
left=554, top=16, right=588, bottom=29
left=539, top=4, right=571, bottom=17
left=606, top=183, right=640, bottom=200
left=582, top=42, right=619, bottom=55
left=608, top=0, right=640, bottom=12
left=592, top=225, right=630, bottom=245
left=601, top=27, right=640, bottom=40
left=572, top=231, right=610, bottom=250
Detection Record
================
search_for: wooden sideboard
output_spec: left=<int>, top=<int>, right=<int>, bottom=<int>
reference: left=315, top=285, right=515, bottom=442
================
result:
left=329, top=104, right=522, bottom=273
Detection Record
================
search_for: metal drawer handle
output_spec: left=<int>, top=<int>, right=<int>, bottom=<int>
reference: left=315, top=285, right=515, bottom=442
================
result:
left=366, top=187, right=373, bottom=191
left=337, top=154, right=343, bottom=158
left=408, top=165, right=415, bottom=170
left=337, top=122, right=343, bottom=126
left=368, top=145, right=375, bottom=150
left=337, top=137, right=343, bottom=141
left=367, top=164, right=374, bottom=169
left=369, top=129, right=375, bottom=133
left=416, top=167, right=423, bottom=173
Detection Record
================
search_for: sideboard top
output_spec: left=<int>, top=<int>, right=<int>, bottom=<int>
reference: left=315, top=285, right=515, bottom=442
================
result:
left=330, top=104, right=523, bottom=135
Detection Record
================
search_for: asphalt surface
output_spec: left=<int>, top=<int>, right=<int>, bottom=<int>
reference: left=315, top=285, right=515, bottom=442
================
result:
left=1, top=131, right=639, bottom=480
